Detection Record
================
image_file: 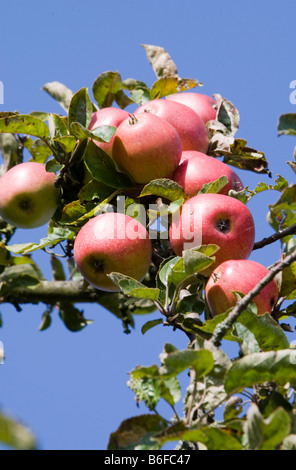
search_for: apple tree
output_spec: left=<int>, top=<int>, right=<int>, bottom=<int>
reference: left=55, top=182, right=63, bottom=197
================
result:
left=1, top=44, right=296, bottom=450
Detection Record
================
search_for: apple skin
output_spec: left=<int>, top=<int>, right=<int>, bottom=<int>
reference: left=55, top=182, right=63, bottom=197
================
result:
left=112, top=112, right=182, bottom=184
left=166, top=92, right=217, bottom=124
left=169, top=193, right=255, bottom=274
left=73, top=212, right=152, bottom=292
left=134, top=99, right=209, bottom=153
left=205, top=259, right=279, bottom=316
left=0, top=162, right=60, bottom=229
left=88, top=107, right=130, bottom=157
left=172, top=150, right=244, bottom=197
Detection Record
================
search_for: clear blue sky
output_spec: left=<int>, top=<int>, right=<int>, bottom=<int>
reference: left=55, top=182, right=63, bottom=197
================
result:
left=0, top=0, right=296, bottom=450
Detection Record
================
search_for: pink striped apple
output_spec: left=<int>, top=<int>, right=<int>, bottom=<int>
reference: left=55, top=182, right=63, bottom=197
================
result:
left=73, top=212, right=152, bottom=292
left=166, top=92, right=217, bottom=124
left=134, top=99, right=209, bottom=153
left=205, top=259, right=279, bottom=316
left=0, top=162, right=60, bottom=229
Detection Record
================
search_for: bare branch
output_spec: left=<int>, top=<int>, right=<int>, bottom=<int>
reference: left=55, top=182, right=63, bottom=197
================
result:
left=0, top=280, right=105, bottom=306
left=253, top=223, right=296, bottom=250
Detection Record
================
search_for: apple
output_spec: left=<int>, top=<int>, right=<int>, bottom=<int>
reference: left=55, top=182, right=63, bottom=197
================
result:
left=166, top=92, right=217, bottom=124
left=73, top=211, right=152, bottom=292
left=205, top=259, right=279, bottom=316
left=169, top=193, right=255, bottom=274
left=112, top=112, right=182, bottom=184
left=0, top=162, right=60, bottom=229
left=134, top=99, right=209, bottom=153
left=172, top=150, right=244, bottom=197
left=88, top=107, right=130, bottom=157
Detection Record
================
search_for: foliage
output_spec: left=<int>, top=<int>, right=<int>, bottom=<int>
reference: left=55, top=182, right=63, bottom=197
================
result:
left=1, top=44, right=296, bottom=450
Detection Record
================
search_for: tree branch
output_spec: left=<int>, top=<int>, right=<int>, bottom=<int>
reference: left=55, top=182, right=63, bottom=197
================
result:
left=253, top=223, right=296, bottom=250
left=1, top=280, right=106, bottom=306
left=210, top=247, right=296, bottom=347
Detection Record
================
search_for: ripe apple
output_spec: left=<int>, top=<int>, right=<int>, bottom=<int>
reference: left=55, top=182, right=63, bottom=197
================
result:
left=169, top=193, right=255, bottom=274
left=134, top=99, right=209, bottom=153
left=205, top=259, right=279, bottom=316
left=73, top=211, right=152, bottom=292
left=0, top=162, right=60, bottom=229
left=172, top=150, right=244, bottom=197
left=166, top=92, right=217, bottom=124
left=112, top=112, right=182, bottom=184
left=88, top=107, right=130, bottom=157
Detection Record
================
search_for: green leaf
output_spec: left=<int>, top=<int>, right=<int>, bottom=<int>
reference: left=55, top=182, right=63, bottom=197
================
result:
left=141, top=318, right=164, bottom=335
left=121, top=78, right=151, bottom=105
left=224, top=349, right=296, bottom=395
left=42, top=81, right=74, bottom=112
left=154, top=421, right=242, bottom=450
left=39, top=310, right=52, bottom=332
left=168, top=249, right=216, bottom=286
left=244, top=404, right=291, bottom=450
left=0, top=412, right=36, bottom=450
left=78, top=179, right=113, bottom=203
left=214, top=93, right=240, bottom=137
left=70, top=121, right=116, bottom=143
left=128, top=376, right=162, bottom=411
left=58, top=303, right=93, bottom=332
left=268, top=183, right=296, bottom=232
left=159, top=348, right=214, bottom=378
left=223, top=396, right=244, bottom=422
left=234, top=310, right=290, bottom=352
left=83, top=140, right=132, bottom=189
left=47, top=113, right=68, bottom=138
left=50, top=254, right=66, bottom=281
left=198, top=175, right=229, bottom=194
left=0, top=264, right=42, bottom=288
left=108, top=273, right=160, bottom=301
left=278, top=113, right=296, bottom=136
left=59, top=200, right=89, bottom=225
left=139, top=178, right=186, bottom=202
left=92, top=71, right=122, bottom=109
left=53, top=135, right=77, bottom=154
left=24, top=137, right=53, bottom=163
left=68, top=87, right=93, bottom=129
left=150, top=77, right=199, bottom=100
left=0, top=114, right=49, bottom=139
left=7, top=226, right=75, bottom=254
left=280, top=261, right=296, bottom=298
left=108, top=414, right=167, bottom=450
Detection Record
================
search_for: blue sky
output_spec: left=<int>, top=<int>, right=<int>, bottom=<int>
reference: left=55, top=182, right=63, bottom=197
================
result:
left=0, top=0, right=296, bottom=450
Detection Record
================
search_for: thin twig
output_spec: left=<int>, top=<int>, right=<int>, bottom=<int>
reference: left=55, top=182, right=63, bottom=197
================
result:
left=253, top=223, right=296, bottom=250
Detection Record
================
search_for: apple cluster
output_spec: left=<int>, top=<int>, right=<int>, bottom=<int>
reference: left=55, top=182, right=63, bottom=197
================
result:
left=0, top=91, right=279, bottom=317
left=81, top=92, right=279, bottom=315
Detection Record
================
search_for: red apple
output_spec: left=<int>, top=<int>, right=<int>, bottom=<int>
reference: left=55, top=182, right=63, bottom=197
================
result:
left=73, top=211, right=152, bottom=292
left=134, top=99, right=209, bottom=153
left=0, top=162, right=60, bottom=228
left=88, top=107, right=130, bottom=157
left=166, top=92, right=217, bottom=124
left=112, top=112, right=182, bottom=184
left=172, top=150, right=244, bottom=197
left=205, top=259, right=279, bottom=316
left=169, top=193, right=255, bottom=274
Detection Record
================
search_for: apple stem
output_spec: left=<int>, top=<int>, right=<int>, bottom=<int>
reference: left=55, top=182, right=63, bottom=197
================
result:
left=128, top=114, right=139, bottom=125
